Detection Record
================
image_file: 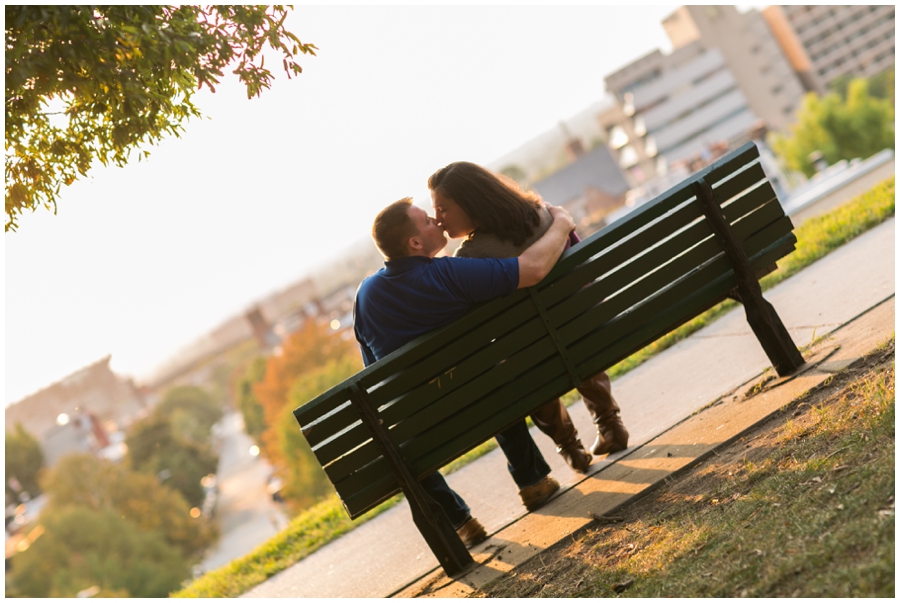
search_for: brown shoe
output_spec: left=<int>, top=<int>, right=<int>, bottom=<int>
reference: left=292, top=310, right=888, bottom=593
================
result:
left=456, top=517, right=487, bottom=548
left=591, top=412, right=629, bottom=456
left=519, top=476, right=560, bottom=511
left=559, top=439, right=593, bottom=473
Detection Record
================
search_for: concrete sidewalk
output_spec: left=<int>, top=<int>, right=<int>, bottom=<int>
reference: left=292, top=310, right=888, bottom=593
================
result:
left=245, top=218, right=894, bottom=599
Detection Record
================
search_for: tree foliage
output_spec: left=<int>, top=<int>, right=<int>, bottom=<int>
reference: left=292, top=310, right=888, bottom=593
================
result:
left=247, top=321, right=360, bottom=511
left=5, top=423, right=45, bottom=501
left=123, top=385, right=221, bottom=507
left=41, top=453, right=217, bottom=559
left=771, top=77, right=894, bottom=177
left=277, top=358, right=363, bottom=510
left=5, top=5, right=316, bottom=231
left=7, top=506, right=188, bottom=598
left=253, top=321, right=359, bottom=467
left=156, top=384, right=224, bottom=445
left=830, top=67, right=894, bottom=106
left=125, top=413, right=218, bottom=508
left=237, top=355, right=268, bottom=446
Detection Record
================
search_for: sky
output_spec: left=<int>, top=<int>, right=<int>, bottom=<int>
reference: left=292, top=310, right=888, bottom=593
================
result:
left=5, top=5, right=759, bottom=406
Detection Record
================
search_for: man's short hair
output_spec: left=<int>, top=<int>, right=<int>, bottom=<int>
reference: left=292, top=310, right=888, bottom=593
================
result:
left=372, top=197, right=418, bottom=260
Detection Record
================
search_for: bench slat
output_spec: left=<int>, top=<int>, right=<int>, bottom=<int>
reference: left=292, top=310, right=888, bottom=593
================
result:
left=303, top=298, right=538, bottom=448
left=546, top=143, right=760, bottom=280
left=544, top=167, right=773, bottom=309
left=318, top=317, right=551, bottom=476
left=326, top=327, right=562, bottom=484
left=331, top=340, right=565, bottom=497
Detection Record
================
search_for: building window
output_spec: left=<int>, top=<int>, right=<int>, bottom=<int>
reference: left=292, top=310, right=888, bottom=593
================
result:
left=783, top=105, right=794, bottom=116
left=609, top=125, right=629, bottom=149
left=771, top=84, right=784, bottom=95
left=618, top=145, right=639, bottom=169
left=633, top=115, right=647, bottom=137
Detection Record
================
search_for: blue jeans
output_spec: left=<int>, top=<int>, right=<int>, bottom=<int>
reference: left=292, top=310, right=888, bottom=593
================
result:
left=419, top=419, right=551, bottom=528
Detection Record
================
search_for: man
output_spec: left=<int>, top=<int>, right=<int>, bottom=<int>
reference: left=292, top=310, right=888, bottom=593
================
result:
left=353, top=197, right=575, bottom=547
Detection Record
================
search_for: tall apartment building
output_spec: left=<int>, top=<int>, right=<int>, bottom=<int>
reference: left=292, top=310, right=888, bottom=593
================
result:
left=602, top=6, right=806, bottom=186
left=763, top=5, right=895, bottom=94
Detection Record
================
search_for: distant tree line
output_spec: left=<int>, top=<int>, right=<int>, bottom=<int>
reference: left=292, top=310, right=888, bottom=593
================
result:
left=6, top=385, right=223, bottom=597
left=772, top=69, right=894, bottom=177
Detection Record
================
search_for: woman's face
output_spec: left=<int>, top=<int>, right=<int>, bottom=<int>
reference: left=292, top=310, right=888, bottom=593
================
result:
left=432, top=189, right=476, bottom=239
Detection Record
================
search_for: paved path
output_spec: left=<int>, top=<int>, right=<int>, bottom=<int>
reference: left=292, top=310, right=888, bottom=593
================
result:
left=200, top=412, right=289, bottom=575
left=245, top=218, right=894, bottom=598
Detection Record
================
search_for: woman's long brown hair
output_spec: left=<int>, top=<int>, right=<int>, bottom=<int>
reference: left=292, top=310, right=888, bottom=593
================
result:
left=428, top=162, right=543, bottom=247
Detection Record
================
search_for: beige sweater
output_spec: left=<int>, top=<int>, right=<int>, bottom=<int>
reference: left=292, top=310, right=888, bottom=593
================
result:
left=454, top=206, right=553, bottom=259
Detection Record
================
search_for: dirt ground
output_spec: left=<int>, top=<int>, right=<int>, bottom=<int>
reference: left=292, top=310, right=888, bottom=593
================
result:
left=472, top=341, right=895, bottom=598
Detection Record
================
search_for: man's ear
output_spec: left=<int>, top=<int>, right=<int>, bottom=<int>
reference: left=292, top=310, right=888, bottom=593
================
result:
left=408, top=235, right=424, bottom=253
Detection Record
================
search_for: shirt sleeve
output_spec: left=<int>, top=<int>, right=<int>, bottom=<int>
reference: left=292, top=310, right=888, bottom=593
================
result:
left=352, top=293, right=378, bottom=367
left=432, top=256, right=519, bottom=303
left=358, top=341, right=377, bottom=367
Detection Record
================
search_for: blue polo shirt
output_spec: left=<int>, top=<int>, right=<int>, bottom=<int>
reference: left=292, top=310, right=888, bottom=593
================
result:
left=354, top=255, right=519, bottom=366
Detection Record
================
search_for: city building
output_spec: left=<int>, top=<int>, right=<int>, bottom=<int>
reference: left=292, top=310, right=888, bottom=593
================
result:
left=5, top=356, right=145, bottom=466
left=602, top=6, right=806, bottom=186
left=763, top=5, right=895, bottom=94
left=41, top=410, right=111, bottom=467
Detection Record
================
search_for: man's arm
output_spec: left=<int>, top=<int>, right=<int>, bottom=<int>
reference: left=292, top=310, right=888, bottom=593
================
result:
left=516, top=205, right=575, bottom=289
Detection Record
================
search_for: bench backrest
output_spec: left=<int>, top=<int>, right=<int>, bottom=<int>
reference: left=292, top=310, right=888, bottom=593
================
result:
left=294, top=142, right=796, bottom=519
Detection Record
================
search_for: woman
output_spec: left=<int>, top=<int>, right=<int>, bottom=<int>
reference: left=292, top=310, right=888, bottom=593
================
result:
left=428, top=161, right=629, bottom=473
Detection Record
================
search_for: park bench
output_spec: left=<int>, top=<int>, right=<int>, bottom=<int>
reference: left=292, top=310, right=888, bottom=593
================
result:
left=292, top=141, right=804, bottom=575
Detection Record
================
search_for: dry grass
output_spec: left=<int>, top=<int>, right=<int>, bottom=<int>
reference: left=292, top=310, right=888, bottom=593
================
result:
left=474, top=338, right=895, bottom=598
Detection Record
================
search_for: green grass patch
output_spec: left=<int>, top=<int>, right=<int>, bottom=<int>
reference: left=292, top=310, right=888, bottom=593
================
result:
left=171, top=495, right=400, bottom=598
left=172, top=177, right=894, bottom=598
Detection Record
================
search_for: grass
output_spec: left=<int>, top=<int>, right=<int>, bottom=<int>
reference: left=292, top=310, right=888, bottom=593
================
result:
left=171, top=496, right=400, bottom=598
left=476, top=337, right=895, bottom=598
left=172, top=177, right=894, bottom=598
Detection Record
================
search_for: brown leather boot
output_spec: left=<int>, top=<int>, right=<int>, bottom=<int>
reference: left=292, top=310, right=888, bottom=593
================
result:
left=576, top=372, right=630, bottom=456
left=591, top=409, right=629, bottom=456
left=531, top=399, right=593, bottom=473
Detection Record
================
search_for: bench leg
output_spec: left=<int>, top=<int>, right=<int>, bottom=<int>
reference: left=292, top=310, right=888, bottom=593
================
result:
left=347, top=384, right=474, bottom=575
left=407, top=491, right=474, bottom=576
left=694, top=179, right=804, bottom=377
left=730, top=289, right=806, bottom=377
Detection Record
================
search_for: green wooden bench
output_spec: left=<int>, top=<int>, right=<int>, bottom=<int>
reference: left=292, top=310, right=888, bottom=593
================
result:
left=293, top=141, right=804, bottom=575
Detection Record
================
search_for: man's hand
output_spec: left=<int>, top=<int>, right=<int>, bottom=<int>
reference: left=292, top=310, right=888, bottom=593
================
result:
left=517, top=204, right=576, bottom=289
left=546, top=204, right=575, bottom=233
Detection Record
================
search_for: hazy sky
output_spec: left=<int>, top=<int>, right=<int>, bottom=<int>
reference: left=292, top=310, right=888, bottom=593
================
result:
left=6, top=5, right=758, bottom=405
